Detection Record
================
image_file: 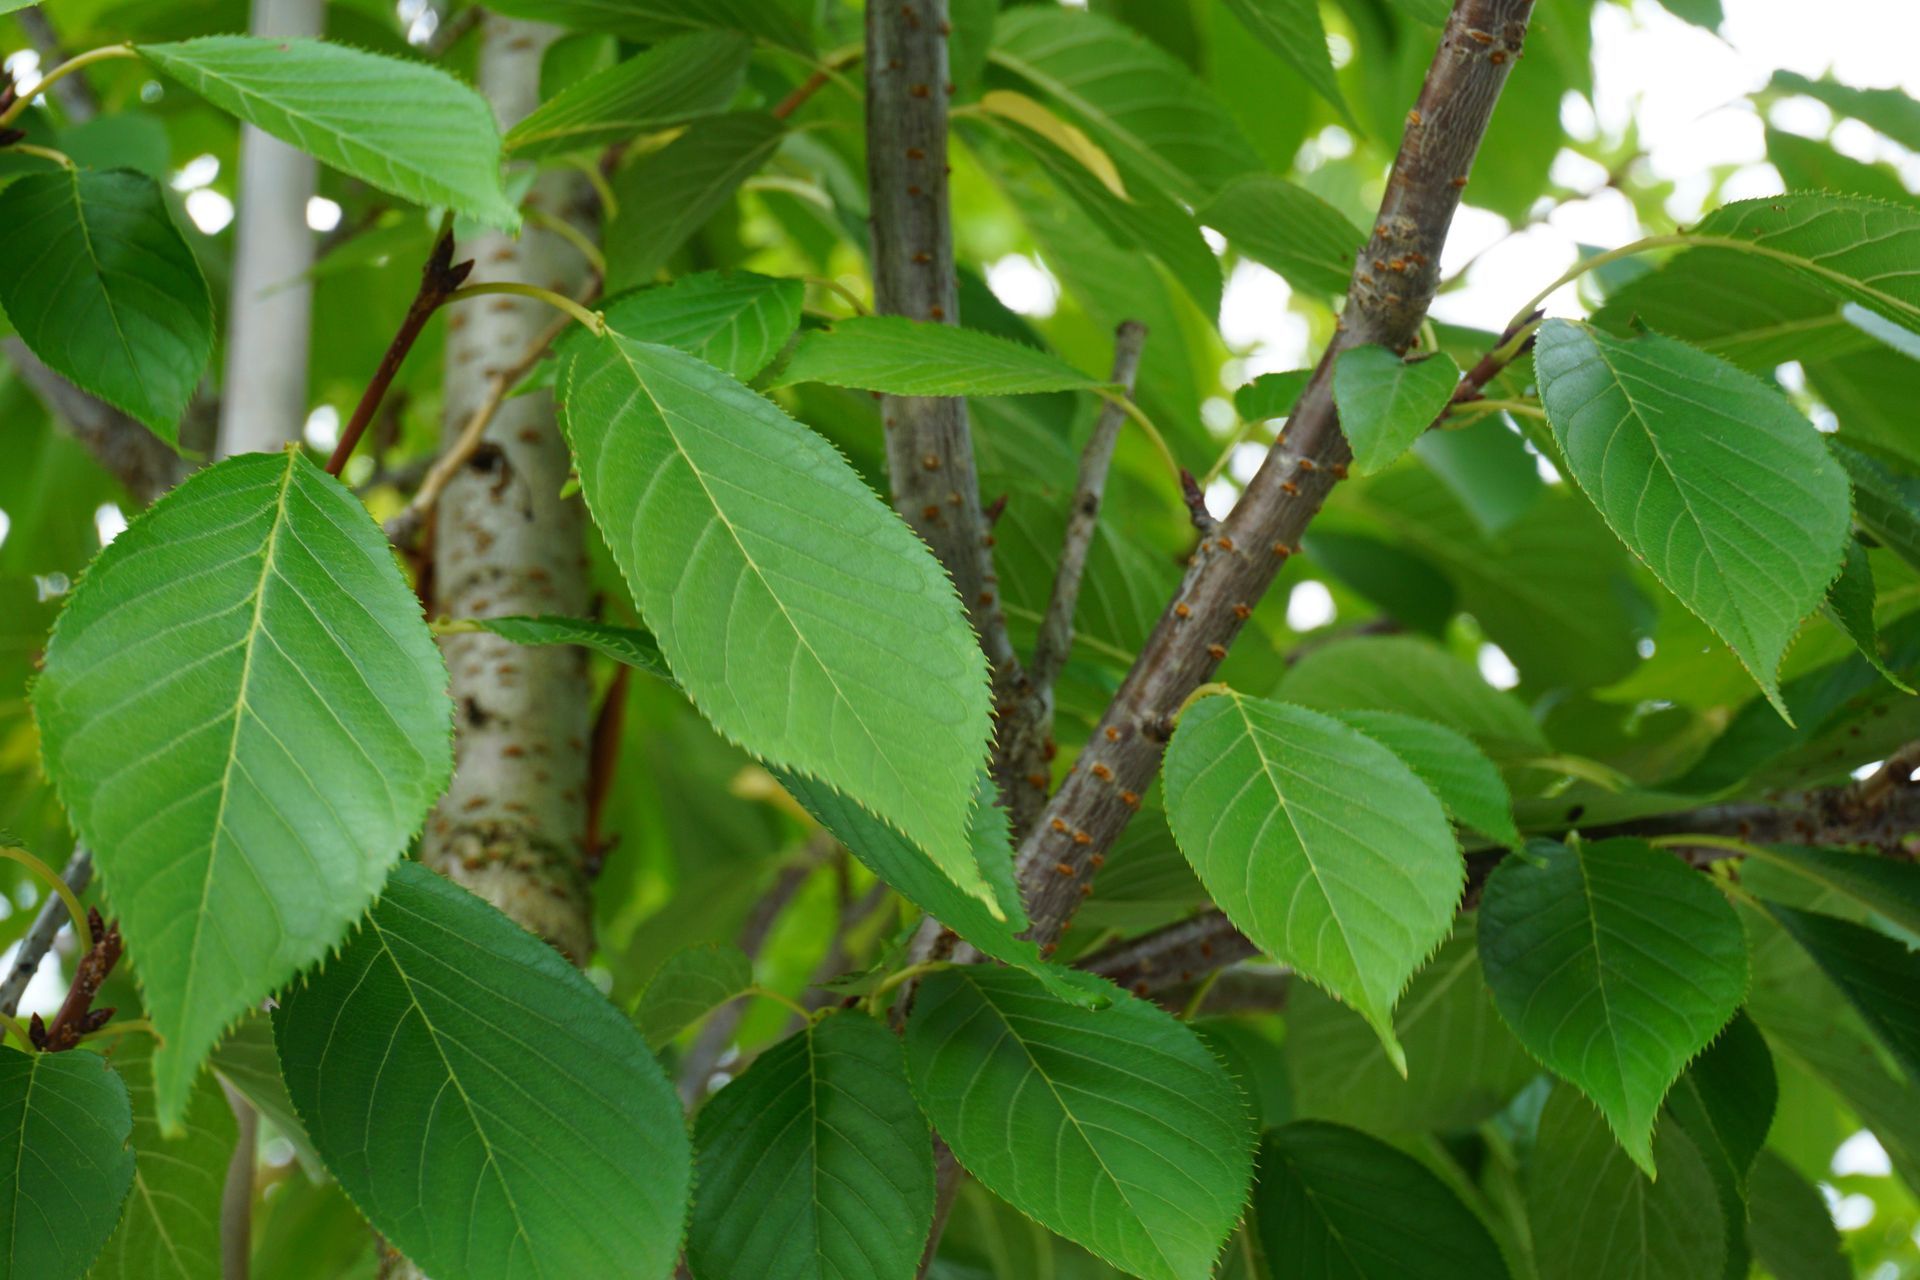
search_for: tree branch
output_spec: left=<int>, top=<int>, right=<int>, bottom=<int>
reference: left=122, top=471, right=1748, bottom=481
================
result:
left=866, top=0, right=1032, bottom=818
left=6, top=339, right=185, bottom=504
left=1010, top=0, right=1538, bottom=948
left=0, top=845, right=92, bottom=1019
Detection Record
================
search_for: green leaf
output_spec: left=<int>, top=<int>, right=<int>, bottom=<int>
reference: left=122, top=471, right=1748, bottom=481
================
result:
left=1768, top=128, right=1918, bottom=208
left=1331, top=710, right=1519, bottom=847
left=905, top=967, right=1255, bottom=1280
left=1770, top=72, right=1920, bottom=153
left=1254, top=1122, right=1509, bottom=1280
left=1833, top=441, right=1920, bottom=573
left=139, top=37, right=516, bottom=229
left=1163, top=691, right=1463, bottom=1071
left=1822, top=539, right=1913, bottom=690
left=1746, top=843, right=1920, bottom=938
left=1198, top=174, right=1363, bottom=297
left=560, top=333, right=994, bottom=905
left=1527, top=1085, right=1726, bottom=1280
left=1533, top=320, right=1851, bottom=713
left=1275, top=635, right=1549, bottom=764
left=1233, top=369, right=1311, bottom=423
left=1412, top=413, right=1545, bottom=536
left=34, top=451, right=453, bottom=1128
left=1653, top=0, right=1722, bottom=27
left=1765, top=903, right=1920, bottom=1080
left=636, top=942, right=752, bottom=1049
left=1302, top=532, right=1456, bottom=638
left=505, top=32, right=749, bottom=158
left=481, top=0, right=812, bottom=52
left=90, top=1036, right=237, bottom=1280
left=779, top=771, right=1106, bottom=1007
left=1286, top=920, right=1538, bottom=1133
left=0, top=168, right=211, bottom=439
left=276, top=862, right=691, bottom=1280
left=689, top=1011, right=933, bottom=1280
left=1476, top=839, right=1748, bottom=1175
left=1662, top=1013, right=1774, bottom=1193
left=460, top=614, right=673, bottom=684
left=596, top=271, right=803, bottom=383
left=1219, top=0, right=1354, bottom=126
left=991, top=6, right=1259, bottom=206
left=604, top=112, right=784, bottom=290
left=1746, top=1150, right=1850, bottom=1280
left=1333, top=347, right=1462, bottom=476
left=773, top=316, right=1109, bottom=397
left=1684, top=195, right=1920, bottom=332
left=0, top=1047, right=134, bottom=1280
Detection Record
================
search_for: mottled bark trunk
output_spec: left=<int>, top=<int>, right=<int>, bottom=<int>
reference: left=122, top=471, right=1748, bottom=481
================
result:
left=422, top=14, right=596, bottom=962
left=216, top=0, right=321, bottom=457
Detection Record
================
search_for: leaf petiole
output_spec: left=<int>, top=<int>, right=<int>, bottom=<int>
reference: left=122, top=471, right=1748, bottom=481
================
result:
left=0, top=45, right=138, bottom=128
left=448, top=281, right=606, bottom=336
left=0, top=847, right=93, bottom=955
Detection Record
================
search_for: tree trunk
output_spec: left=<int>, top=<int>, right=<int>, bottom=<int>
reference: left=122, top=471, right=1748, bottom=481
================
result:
left=216, top=0, right=321, bottom=457
left=418, top=13, right=596, bottom=965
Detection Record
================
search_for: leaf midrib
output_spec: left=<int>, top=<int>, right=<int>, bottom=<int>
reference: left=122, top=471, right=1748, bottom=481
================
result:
left=59, top=170, right=152, bottom=422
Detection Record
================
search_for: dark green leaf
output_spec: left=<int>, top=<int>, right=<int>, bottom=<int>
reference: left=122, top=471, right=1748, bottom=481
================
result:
left=505, top=32, right=749, bottom=158
left=1255, top=1121, right=1509, bottom=1279
left=1219, top=0, right=1354, bottom=124
left=34, top=451, right=452, bottom=1128
left=1746, top=1149, right=1850, bottom=1280
left=1766, top=903, right=1920, bottom=1080
left=1822, top=539, right=1912, bottom=690
left=482, top=0, right=812, bottom=52
left=1200, top=175, right=1363, bottom=297
left=0, top=1046, right=134, bottom=1280
left=276, top=862, right=691, bottom=1280
left=0, top=168, right=211, bottom=439
left=635, top=942, right=752, bottom=1048
left=1834, top=441, right=1920, bottom=573
left=689, top=1011, right=933, bottom=1280
left=460, top=615, right=673, bottom=683
left=1478, top=839, right=1747, bottom=1174
left=905, top=967, right=1255, bottom=1280
left=605, top=113, right=785, bottom=290
left=1747, top=843, right=1920, bottom=937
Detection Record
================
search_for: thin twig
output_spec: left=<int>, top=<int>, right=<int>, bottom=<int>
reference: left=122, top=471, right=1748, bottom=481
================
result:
left=0, top=845, right=91, bottom=1019
left=28, top=907, right=121, bottom=1052
left=327, top=227, right=472, bottom=476
left=220, top=1083, right=258, bottom=1280
left=1030, top=320, right=1147, bottom=696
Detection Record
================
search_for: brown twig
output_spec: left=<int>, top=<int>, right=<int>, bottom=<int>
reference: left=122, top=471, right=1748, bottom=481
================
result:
left=28, top=907, right=121, bottom=1052
left=327, top=227, right=473, bottom=477
left=1008, top=0, right=1538, bottom=949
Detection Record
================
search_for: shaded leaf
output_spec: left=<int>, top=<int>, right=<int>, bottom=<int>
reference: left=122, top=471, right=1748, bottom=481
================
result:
left=0, top=168, right=211, bottom=439
left=1163, top=691, right=1463, bottom=1070
left=482, top=0, right=812, bottom=52
left=139, top=37, right=516, bottom=228
left=1333, top=347, right=1462, bottom=476
left=1234, top=369, right=1311, bottom=423
left=1199, top=174, right=1362, bottom=297
left=1834, top=440, right=1920, bottom=573
left=1527, top=1085, right=1726, bottom=1280
left=0, top=1047, right=134, bottom=1280
left=1477, top=839, right=1747, bottom=1175
left=210, top=1011, right=319, bottom=1176
left=90, top=1035, right=236, bottom=1280
left=505, top=32, right=749, bottom=158
left=1332, top=709, right=1519, bottom=847
left=688, top=1011, right=933, bottom=1280
left=1534, top=320, right=1850, bottom=712
left=1746, top=1149, right=1850, bottom=1280
left=1770, top=72, right=1920, bottom=153
left=1254, top=1121, right=1509, bottom=1279
left=1220, top=0, right=1354, bottom=125
left=1747, top=843, right=1920, bottom=938
left=1822, top=539, right=1912, bottom=690
left=276, top=862, right=691, bottom=1280
left=635, top=942, right=752, bottom=1049
left=774, top=315, right=1109, bottom=396
left=905, top=967, right=1254, bottom=1280
left=561, top=333, right=994, bottom=904
left=460, top=615, right=673, bottom=684
left=605, top=113, right=785, bottom=290
left=34, top=451, right=452, bottom=1128
left=991, top=6, right=1258, bottom=205
left=1766, top=903, right=1920, bottom=1080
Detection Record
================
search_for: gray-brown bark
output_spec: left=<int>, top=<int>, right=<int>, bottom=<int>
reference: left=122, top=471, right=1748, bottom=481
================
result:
left=1011, top=0, right=1538, bottom=948
left=420, top=13, right=596, bottom=963
left=216, top=0, right=322, bottom=458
